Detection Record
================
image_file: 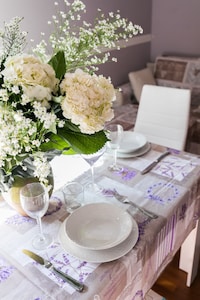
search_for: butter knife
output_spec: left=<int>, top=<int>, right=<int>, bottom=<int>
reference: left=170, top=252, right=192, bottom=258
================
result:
left=141, top=150, right=170, bottom=175
left=22, top=249, right=85, bottom=292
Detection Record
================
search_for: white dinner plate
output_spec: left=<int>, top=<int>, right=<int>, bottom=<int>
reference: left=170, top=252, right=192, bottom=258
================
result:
left=117, top=142, right=151, bottom=158
left=65, top=203, right=133, bottom=250
left=59, top=217, right=139, bottom=263
left=118, top=132, right=147, bottom=153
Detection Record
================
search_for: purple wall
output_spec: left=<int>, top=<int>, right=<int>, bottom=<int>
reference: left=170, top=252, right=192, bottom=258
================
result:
left=151, top=0, right=200, bottom=60
left=82, top=0, right=152, bottom=86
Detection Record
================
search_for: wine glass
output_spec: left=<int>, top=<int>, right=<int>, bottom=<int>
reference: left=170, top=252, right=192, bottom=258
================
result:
left=20, top=182, right=52, bottom=250
left=81, top=146, right=106, bottom=193
left=105, top=123, right=123, bottom=171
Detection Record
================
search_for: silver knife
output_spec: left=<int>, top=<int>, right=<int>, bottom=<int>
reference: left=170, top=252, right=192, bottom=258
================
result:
left=22, top=249, right=85, bottom=292
left=141, top=150, right=170, bottom=175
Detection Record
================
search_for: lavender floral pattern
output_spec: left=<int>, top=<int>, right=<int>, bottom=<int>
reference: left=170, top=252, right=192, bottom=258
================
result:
left=113, top=167, right=137, bottom=181
left=5, top=214, right=35, bottom=226
left=0, top=257, right=15, bottom=283
left=49, top=253, right=90, bottom=283
left=138, top=218, right=151, bottom=238
left=131, top=290, right=143, bottom=300
left=101, top=188, right=118, bottom=197
left=153, top=156, right=196, bottom=181
left=35, top=243, right=97, bottom=287
left=146, top=182, right=179, bottom=205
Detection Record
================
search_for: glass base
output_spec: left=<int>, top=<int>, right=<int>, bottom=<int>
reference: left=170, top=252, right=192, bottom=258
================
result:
left=108, top=164, right=123, bottom=172
left=66, top=201, right=81, bottom=214
left=84, top=182, right=102, bottom=194
left=32, top=233, right=52, bottom=250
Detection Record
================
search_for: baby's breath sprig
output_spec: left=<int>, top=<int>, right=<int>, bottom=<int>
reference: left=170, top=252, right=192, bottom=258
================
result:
left=33, top=0, right=143, bottom=72
left=0, top=17, right=27, bottom=65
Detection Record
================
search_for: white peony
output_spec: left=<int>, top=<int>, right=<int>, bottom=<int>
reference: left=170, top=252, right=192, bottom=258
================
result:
left=60, top=69, right=115, bottom=134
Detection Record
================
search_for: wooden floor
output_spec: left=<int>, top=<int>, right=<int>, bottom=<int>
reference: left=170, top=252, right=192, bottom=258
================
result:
left=152, top=250, right=200, bottom=300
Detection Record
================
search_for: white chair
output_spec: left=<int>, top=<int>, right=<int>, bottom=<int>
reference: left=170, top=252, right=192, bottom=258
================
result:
left=134, top=84, right=191, bottom=151
left=134, top=84, right=200, bottom=287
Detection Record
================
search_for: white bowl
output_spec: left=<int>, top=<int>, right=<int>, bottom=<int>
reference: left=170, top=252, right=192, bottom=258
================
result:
left=119, top=132, right=147, bottom=153
left=65, top=203, right=133, bottom=250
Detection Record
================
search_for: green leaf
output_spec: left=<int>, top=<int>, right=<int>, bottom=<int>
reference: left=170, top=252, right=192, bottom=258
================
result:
left=41, top=126, right=108, bottom=155
left=40, top=133, right=71, bottom=152
left=48, top=50, right=66, bottom=80
left=57, top=127, right=108, bottom=154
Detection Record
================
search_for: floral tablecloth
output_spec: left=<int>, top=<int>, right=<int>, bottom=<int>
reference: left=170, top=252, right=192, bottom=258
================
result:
left=0, top=144, right=200, bottom=300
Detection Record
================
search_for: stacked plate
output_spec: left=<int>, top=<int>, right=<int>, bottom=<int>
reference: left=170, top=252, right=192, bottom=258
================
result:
left=117, top=132, right=150, bottom=158
left=59, top=203, right=139, bottom=263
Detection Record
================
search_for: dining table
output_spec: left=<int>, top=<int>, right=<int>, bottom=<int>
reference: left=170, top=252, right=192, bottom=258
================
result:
left=0, top=139, right=200, bottom=300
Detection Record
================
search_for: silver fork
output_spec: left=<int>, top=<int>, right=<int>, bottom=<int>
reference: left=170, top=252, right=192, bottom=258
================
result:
left=113, top=189, right=158, bottom=219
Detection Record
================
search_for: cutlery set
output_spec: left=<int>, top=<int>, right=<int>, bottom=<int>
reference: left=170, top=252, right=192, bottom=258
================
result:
left=112, top=189, right=158, bottom=219
left=23, top=249, right=85, bottom=292
left=112, top=150, right=170, bottom=218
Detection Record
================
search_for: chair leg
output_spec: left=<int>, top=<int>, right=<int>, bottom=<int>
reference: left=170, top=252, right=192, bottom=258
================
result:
left=179, top=220, right=200, bottom=287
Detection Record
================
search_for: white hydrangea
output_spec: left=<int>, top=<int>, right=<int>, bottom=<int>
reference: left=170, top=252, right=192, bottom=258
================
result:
left=60, top=69, right=115, bottom=134
left=1, top=54, right=59, bottom=105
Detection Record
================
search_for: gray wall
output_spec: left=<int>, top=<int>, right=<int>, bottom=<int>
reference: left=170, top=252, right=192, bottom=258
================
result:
left=151, top=0, right=200, bottom=61
left=0, top=0, right=152, bottom=87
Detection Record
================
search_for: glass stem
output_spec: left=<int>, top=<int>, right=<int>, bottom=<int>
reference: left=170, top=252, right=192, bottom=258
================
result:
left=114, top=149, right=117, bottom=166
left=91, top=165, right=95, bottom=188
left=37, top=217, right=44, bottom=241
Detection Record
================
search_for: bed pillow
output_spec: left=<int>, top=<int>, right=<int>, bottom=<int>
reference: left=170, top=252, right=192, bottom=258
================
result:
left=128, top=68, right=156, bottom=102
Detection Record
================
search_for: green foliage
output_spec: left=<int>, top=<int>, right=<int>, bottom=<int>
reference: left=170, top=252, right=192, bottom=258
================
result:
left=48, top=51, right=66, bottom=80
left=41, top=124, right=108, bottom=155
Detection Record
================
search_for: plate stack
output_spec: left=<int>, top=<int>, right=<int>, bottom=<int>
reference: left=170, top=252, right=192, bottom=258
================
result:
left=117, top=132, right=150, bottom=158
left=59, top=203, right=139, bottom=263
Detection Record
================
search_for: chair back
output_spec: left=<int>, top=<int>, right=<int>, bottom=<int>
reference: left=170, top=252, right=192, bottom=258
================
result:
left=134, top=85, right=191, bottom=150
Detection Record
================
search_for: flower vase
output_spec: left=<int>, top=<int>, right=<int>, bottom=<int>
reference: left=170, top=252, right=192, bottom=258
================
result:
left=2, top=172, right=54, bottom=216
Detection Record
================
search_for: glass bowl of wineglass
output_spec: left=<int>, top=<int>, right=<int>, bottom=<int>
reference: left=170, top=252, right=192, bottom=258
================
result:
left=81, top=145, right=106, bottom=193
left=20, top=182, right=52, bottom=250
left=105, top=123, right=123, bottom=172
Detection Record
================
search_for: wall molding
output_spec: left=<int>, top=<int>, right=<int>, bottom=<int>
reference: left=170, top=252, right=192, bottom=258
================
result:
left=117, top=33, right=153, bottom=49
left=100, top=34, right=152, bottom=52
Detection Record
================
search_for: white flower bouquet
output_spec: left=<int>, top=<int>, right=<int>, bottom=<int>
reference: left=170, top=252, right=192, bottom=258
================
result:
left=0, top=0, right=143, bottom=191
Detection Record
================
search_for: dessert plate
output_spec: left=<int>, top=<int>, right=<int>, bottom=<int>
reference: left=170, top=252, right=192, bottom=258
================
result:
left=119, top=132, right=147, bottom=153
left=59, top=216, right=139, bottom=263
left=65, top=203, right=133, bottom=250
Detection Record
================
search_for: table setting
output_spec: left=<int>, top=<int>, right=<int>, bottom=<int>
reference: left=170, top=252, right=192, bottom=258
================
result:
left=1, top=129, right=200, bottom=299
left=0, top=2, right=199, bottom=298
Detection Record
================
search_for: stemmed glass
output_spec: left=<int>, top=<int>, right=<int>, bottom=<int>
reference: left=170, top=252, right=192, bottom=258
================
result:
left=20, top=182, right=52, bottom=250
left=81, top=146, right=106, bottom=193
left=105, top=123, right=123, bottom=171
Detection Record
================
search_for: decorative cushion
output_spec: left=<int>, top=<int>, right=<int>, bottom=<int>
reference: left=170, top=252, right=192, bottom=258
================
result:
left=154, top=56, right=200, bottom=106
left=128, top=68, right=156, bottom=102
